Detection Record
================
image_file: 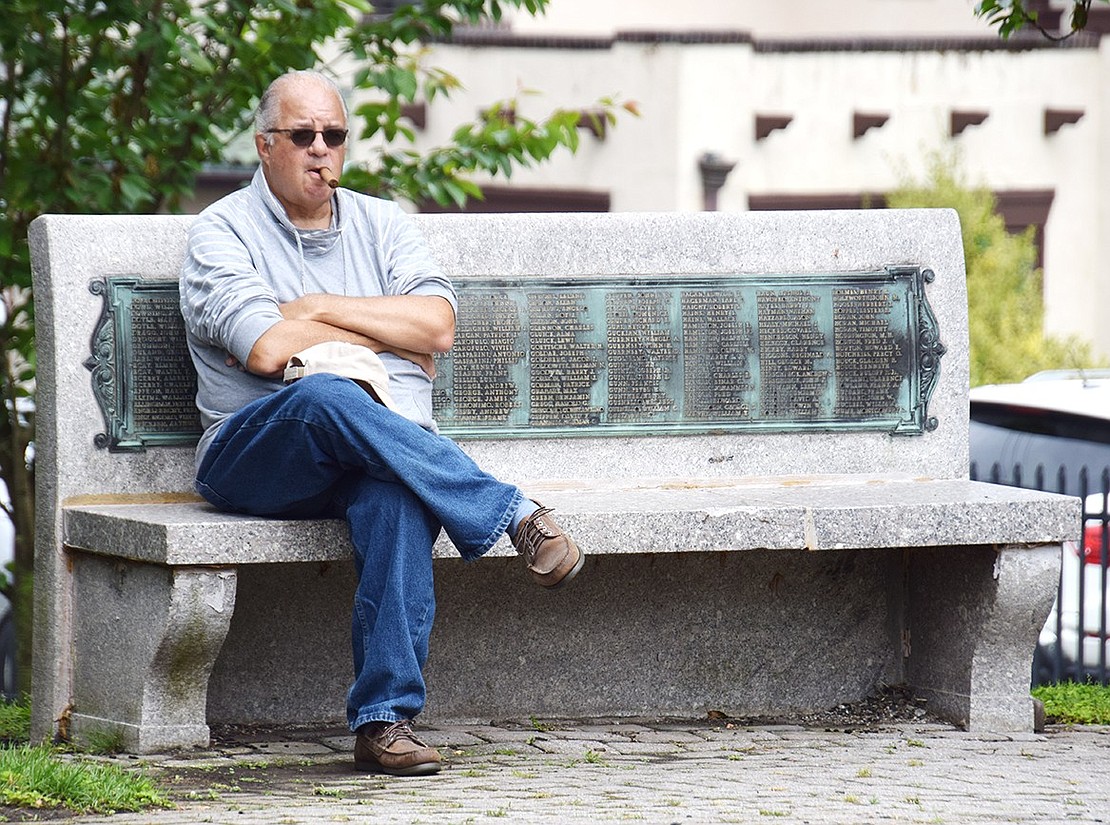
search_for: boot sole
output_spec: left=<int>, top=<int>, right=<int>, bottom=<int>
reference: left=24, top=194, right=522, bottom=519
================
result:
left=539, top=548, right=586, bottom=589
left=354, top=758, right=442, bottom=777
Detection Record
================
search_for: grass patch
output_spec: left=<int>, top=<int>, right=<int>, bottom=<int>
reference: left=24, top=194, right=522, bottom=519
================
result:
left=83, top=725, right=128, bottom=755
left=0, top=697, right=30, bottom=742
left=1033, top=681, right=1110, bottom=725
left=0, top=697, right=170, bottom=816
left=0, top=744, right=170, bottom=814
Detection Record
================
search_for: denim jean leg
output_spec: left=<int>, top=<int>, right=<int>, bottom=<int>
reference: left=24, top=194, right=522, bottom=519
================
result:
left=337, top=475, right=439, bottom=729
left=196, top=382, right=352, bottom=517
left=199, top=374, right=521, bottom=557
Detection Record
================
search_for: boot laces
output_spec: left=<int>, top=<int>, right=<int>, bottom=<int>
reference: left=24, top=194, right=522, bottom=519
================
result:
left=377, top=720, right=427, bottom=748
left=517, top=506, right=557, bottom=561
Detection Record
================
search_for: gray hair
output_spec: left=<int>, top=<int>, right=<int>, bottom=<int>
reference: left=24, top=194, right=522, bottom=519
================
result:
left=255, top=70, right=349, bottom=145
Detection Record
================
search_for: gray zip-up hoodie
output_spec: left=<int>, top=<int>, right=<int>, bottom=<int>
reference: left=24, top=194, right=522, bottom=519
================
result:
left=180, top=167, right=457, bottom=469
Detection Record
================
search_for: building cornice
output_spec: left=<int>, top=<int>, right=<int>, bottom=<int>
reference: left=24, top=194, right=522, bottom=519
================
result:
left=440, top=28, right=1099, bottom=52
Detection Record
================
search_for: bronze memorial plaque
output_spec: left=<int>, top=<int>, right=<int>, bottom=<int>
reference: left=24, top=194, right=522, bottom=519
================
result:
left=432, top=268, right=944, bottom=438
left=86, top=277, right=202, bottom=452
left=87, top=268, right=944, bottom=451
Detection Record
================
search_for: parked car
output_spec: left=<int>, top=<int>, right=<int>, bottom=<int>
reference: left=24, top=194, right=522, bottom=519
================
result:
left=1039, top=496, right=1110, bottom=677
left=0, top=481, right=15, bottom=701
left=969, top=370, right=1110, bottom=685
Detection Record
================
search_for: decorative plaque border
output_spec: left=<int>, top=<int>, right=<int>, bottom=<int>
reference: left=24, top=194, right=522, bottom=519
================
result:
left=86, top=277, right=202, bottom=452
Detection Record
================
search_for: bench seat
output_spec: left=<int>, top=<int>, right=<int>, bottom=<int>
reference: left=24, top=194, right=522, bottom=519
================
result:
left=64, top=475, right=1076, bottom=565
left=59, top=472, right=1073, bottom=751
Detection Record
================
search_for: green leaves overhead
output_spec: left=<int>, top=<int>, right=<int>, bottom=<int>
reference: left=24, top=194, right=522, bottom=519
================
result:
left=974, top=0, right=1104, bottom=40
left=888, top=157, right=1103, bottom=386
left=342, top=97, right=632, bottom=207
left=0, top=0, right=630, bottom=696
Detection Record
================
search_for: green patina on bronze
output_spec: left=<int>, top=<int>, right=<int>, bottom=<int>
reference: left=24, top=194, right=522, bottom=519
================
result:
left=86, top=268, right=945, bottom=452
left=435, top=268, right=944, bottom=437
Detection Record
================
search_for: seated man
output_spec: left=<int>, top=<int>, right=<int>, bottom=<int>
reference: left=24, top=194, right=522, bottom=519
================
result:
left=179, top=69, right=583, bottom=777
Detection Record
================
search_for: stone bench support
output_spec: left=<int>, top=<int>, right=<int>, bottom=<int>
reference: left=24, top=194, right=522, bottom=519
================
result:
left=71, top=558, right=236, bottom=751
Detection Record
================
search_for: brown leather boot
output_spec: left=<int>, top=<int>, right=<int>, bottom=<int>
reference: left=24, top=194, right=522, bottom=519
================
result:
left=512, top=503, right=584, bottom=588
left=354, top=720, right=442, bottom=776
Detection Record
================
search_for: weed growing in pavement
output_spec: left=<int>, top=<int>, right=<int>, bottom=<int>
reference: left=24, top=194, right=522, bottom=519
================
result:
left=529, top=716, right=555, bottom=732
left=423, top=799, right=463, bottom=809
left=584, top=749, right=607, bottom=765
left=857, top=768, right=872, bottom=777
left=182, top=788, right=222, bottom=801
left=1033, top=681, right=1110, bottom=724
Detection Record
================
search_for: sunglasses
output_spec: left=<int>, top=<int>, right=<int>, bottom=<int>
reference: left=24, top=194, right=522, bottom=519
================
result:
left=266, top=128, right=349, bottom=148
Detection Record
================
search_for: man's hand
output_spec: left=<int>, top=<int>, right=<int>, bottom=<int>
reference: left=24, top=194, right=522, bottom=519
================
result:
left=388, top=347, right=437, bottom=379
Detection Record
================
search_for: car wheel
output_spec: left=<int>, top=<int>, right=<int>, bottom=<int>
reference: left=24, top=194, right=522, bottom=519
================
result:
left=0, top=615, right=16, bottom=701
left=1032, top=640, right=1073, bottom=686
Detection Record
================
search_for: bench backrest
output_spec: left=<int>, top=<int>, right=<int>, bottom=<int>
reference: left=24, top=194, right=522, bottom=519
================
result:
left=29, top=209, right=969, bottom=505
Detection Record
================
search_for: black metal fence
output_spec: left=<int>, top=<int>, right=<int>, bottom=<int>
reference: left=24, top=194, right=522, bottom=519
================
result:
left=970, top=461, right=1110, bottom=686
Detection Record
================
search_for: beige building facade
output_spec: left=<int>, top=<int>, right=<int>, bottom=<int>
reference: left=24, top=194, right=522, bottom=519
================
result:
left=369, top=0, right=1110, bottom=358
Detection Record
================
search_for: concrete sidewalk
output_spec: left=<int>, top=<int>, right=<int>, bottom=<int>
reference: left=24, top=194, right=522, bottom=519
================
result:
left=69, top=716, right=1110, bottom=824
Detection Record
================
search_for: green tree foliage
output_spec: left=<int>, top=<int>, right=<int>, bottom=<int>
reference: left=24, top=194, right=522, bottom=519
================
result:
left=0, top=0, right=630, bottom=695
left=888, top=159, right=1101, bottom=387
left=975, top=0, right=1108, bottom=39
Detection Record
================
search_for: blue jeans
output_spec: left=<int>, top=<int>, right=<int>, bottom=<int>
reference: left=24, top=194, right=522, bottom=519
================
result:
left=195, top=373, right=523, bottom=729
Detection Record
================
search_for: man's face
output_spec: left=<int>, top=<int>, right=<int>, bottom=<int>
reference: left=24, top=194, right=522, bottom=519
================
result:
left=256, top=80, right=347, bottom=224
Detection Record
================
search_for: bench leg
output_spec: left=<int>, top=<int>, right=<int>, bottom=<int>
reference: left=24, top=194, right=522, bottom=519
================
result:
left=71, top=555, right=237, bottom=753
left=906, top=544, right=1060, bottom=732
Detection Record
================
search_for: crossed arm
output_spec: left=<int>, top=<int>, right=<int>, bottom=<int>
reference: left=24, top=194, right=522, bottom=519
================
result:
left=245, top=292, right=456, bottom=379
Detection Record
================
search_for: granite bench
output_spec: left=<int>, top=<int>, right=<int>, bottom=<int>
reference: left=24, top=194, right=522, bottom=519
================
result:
left=29, top=209, right=1078, bottom=753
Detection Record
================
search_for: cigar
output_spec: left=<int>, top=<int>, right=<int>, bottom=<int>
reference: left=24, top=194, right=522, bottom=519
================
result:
left=319, top=167, right=340, bottom=189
